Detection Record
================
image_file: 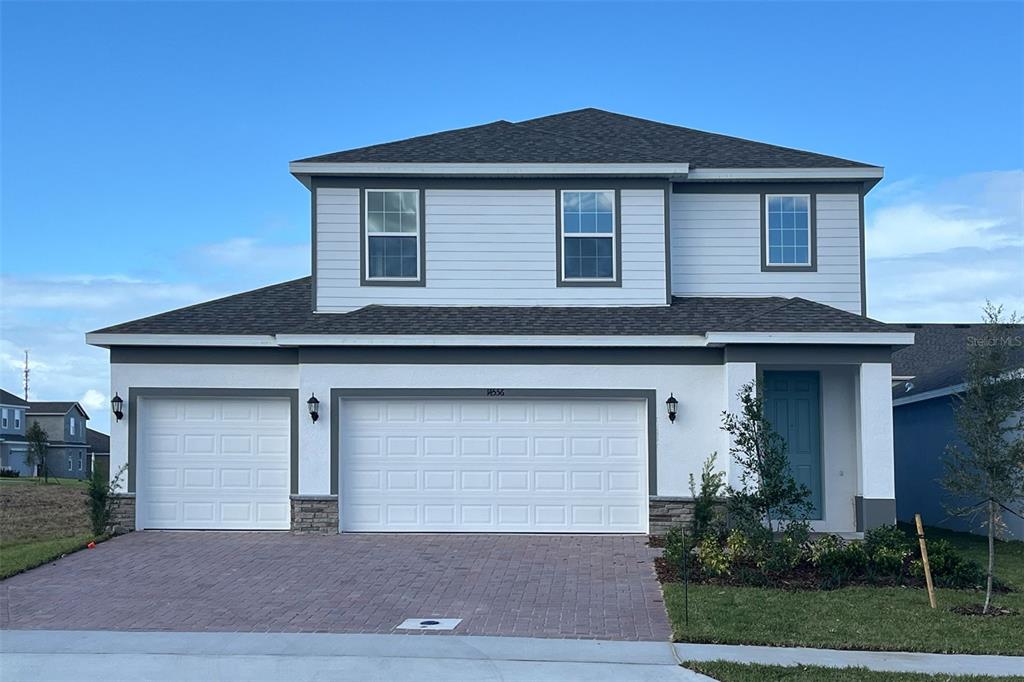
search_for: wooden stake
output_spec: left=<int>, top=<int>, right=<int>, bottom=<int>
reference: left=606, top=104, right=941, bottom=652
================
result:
left=915, top=514, right=937, bottom=609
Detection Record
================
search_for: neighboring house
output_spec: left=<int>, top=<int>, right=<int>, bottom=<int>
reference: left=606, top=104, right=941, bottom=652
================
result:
left=0, top=389, right=32, bottom=476
left=86, top=108, right=912, bottom=535
left=26, top=402, right=91, bottom=480
left=87, top=428, right=111, bottom=481
left=891, top=323, right=1024, bottom=539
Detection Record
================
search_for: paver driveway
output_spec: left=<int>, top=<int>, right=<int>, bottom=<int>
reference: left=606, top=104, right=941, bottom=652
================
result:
left=1, top=532, right=671, bottom=641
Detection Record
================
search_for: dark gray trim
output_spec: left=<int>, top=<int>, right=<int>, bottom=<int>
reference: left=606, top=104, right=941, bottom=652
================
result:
left=359, top=188, right=427, bottom=287
left=760, top=192, right=818, bottom=273
left=673, top=181, right=865, bottom=194
left=313, top=176, right=668, bottom=190
left=663, top=183, right=672, bottom=304
left=290, top=494, right=337, bottom=501
left=311, top=185, right=318, bottom=310
left=330, top=388, right=659, bottom=497
left=111, top=346, right=724, bottom=366
left=112, top=347, right=299, bottom=365
left=856, top=496, right=897, bottom=532
left=556, top=189, right=623, bottom=288
left=127, top=388, right=300, bottom=495
left=725, top=344, right=894, bottom=365
left=859, top=191, right=868, bottom=317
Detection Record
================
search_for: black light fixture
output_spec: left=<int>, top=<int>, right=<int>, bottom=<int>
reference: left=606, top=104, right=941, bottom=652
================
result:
left=307, top=393, right=320, bottom=422
left=111, top=393, right=124, bottom=422
left=665, top=393, right=678, bottom=423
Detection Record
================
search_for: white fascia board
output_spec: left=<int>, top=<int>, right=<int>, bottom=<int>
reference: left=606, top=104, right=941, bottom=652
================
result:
left=86, top=333, right=278, bottom=348
left=705, top=332, right=915, bottom=346
left=288, top=162, right=690, bottom=177
left=686, top=167, right=884, bottom=181
left=893, top=382, right=966, bottom=407
left=274, top=334, right=707, bottom=347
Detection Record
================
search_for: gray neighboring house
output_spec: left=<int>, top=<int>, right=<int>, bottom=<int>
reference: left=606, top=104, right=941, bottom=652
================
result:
left=0, top=389, right=32, bottom=476
left=26, top=402, right=91, bottom=480
left=87, top=427, right=110, bottom=481
left=891, top=323, right=1024, bottom=539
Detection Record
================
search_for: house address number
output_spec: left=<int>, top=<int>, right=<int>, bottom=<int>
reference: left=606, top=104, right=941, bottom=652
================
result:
left=485, top=389, right=505, bottom=397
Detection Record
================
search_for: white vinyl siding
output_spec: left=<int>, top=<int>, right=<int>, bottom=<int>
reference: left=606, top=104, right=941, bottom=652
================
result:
left=670, top=193, right=862, bottom=314
left=315, top=188, right=666, bottom=311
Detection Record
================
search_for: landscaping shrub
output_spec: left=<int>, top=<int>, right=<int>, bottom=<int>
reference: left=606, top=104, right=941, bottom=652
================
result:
left=0, top=467, right=20, bottom=478
left=912, top=538, right=986, bottom=589
left=696, top=534, right=730, bottom=576
left=808, top=535, right=868, bottom=588
left=86, top=465, right=126, bottom=536
left=863, top=524, right=913, bottom=580
left=689, top=453, right=725, bottom=539
left=663, top=525, right=691, bottom=568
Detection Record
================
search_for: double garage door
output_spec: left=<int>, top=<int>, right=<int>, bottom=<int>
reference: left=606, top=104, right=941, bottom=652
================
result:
left=137, top=395, right=648, bottom=533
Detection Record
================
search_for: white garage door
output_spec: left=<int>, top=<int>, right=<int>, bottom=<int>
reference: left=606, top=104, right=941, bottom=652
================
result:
left=138, top=397, right=291, bottom=530
left=339, top=398, right=648, bottom=533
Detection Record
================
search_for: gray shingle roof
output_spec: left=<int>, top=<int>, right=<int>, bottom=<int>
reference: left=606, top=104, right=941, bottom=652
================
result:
left=0, top=389, right=29, bottom=407
left=91, top=277, right=891, bottom=338
left=27, top=401, right=89, bottom=420
left=296, top=108, right=876, bottom=169
left=891, top=323, right=1024, bottom=399
left=87, top=428, right=110, bottom=453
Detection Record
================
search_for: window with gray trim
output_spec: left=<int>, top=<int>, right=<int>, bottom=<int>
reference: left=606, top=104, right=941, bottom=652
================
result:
left=765, top=195, right=811, bottom=266
left=561, top=190, right=616, bottom=280
left=365, top=189, right=420, bottom=280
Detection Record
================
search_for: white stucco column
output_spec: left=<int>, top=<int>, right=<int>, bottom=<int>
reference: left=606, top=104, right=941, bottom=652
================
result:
left=297, top=365, right=333, bottom=496
left=855, top=362, right=897, bottom=530
left=723, top=361, right=757, bottom=488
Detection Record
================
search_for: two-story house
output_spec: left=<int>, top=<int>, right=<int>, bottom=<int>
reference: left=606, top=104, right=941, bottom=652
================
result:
left=1, top=389, right=32, bottom=476
left=26, top=402, right=91, bottom=480
left=87, top=108, right=912, bottom=535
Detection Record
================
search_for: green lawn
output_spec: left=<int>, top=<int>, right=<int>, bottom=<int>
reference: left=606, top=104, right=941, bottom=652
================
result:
left=665, top=527, right=1024, bottom=655
left=683, top=661, right=1023, bottom=682
left=0, top=534, right=97, bottom=579
left=0, top=476, right=89, bottom=489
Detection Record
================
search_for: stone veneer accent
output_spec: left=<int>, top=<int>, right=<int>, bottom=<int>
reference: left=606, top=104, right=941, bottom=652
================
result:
left=290, top=495, right=339, bottom=533
left=649, top=496, right=697, bottom=536
left=107, top=493, right=136, bottom=534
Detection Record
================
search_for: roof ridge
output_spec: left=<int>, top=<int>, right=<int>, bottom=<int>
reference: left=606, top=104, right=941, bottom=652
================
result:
left=293, top=120, right=514, bottom=163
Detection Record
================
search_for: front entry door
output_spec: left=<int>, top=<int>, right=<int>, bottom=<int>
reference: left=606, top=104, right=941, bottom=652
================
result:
left=763, top=371, right=823, bottom=519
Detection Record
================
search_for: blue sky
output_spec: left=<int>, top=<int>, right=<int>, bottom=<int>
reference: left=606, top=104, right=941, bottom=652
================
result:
left=2, top=1, right=1022, bottom=431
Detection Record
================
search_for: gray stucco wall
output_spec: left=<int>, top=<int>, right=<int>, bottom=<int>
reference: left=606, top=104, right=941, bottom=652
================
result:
left=0, top=444, right=34, bottom=476
left=44, top=446, right=90, bottom=480
left=894, top=395, right=1023, bottom=539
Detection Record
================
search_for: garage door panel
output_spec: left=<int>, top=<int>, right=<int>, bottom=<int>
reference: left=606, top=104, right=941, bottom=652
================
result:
left=139, top=397, right=291, bottom=530
left=340, top=398, right=647, bottom=533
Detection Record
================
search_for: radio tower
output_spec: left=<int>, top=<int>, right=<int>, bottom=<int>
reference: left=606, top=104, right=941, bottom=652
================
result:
left=23, top=350, right=29, bottom=401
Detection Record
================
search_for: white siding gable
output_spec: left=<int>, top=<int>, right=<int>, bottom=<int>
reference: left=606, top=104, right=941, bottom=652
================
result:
left=315, top=188, right=668, bottom=311
left=669, top=192, right=863, bottom=314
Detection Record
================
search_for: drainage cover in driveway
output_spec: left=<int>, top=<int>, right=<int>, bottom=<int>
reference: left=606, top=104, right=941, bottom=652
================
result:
left=396, top=618, right=462, bottom=631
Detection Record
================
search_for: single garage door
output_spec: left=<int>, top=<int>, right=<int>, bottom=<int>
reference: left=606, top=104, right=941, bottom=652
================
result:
left=339, top=397, right=649, bottom=533
left=138, top=397, right=291, bottom=530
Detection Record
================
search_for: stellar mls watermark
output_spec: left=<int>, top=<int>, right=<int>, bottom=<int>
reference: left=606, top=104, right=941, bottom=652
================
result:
left=967, top=335, right=1024, bottom=348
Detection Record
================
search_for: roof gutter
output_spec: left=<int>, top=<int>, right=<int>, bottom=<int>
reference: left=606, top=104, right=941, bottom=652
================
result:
left=289, top=162, right=690, bottom=186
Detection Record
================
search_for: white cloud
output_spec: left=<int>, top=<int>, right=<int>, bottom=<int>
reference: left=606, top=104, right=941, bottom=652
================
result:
left=866, top=170, right=1024, bottom=322
left=80, top=389, right=107, bottom=412
left=191, top=237, right=308, bottom=279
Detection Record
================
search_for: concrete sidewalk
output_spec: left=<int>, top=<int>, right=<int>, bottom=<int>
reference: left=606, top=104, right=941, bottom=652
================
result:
left=675, top=642, right=1024, bottom=677
left=0, top=630, right=705, bottom=682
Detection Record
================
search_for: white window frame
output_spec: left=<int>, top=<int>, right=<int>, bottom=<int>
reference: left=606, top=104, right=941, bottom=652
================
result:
left=69, top=416, right=76, bottom=436
left=78, top=453, right=84, bottom=471
left=764, top=193, right=812, bottom=267
left=67, top=454, right=73, bottom=471
left=560, top=189, right=617, bottom=282
left=14, top=410, right=20, bottom=429
left=364, top=189, right=421, bottom=282
left=1, top=409, right=7, bottom=429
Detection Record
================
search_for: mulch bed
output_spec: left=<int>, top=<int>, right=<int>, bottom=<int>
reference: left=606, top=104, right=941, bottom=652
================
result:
left=950, top=604, right=1019, bottom=617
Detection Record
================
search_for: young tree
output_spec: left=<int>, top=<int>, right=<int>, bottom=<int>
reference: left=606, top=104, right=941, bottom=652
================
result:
left=25, top=422, right=50, bottom=482
left=942, top=303, right=1024, bottom=613
left=723, top=382, right=812, bottom=534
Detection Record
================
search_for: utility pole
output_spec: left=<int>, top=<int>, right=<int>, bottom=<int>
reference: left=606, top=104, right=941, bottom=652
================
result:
left=23, top=350, right=29, bottom=401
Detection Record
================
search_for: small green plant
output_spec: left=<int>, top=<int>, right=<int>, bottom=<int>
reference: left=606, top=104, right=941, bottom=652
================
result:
left=911, top=538, right=986, bottom=589
left=689, top=453, right=725, bottom=539
left=809, top=535, right=868, bottom=588
left=0, top=467, right=20, bottom=478
left=864, top=525, right=913, bottom=579
left=87, top=464, right=127, bottom=535
left=725, top=528, right=750, bottom=562
left=696, top=534, right=730, bottom=576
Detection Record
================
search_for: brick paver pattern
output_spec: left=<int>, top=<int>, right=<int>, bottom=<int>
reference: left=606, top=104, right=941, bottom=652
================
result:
left=1, top=532, right=671, bottom=641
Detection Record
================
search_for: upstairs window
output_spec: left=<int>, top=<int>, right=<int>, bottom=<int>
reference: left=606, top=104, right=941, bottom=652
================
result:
left=69, top=416, right=76, bottom=436
left=765, top=195, right=813, bottom=268
left=560, top=190, right=618, bottom=283
left=14, top=411, right=20, bottom=429
left=365, top=189, right=421, bottom=282
left=1, top=409, right=7, bottom=429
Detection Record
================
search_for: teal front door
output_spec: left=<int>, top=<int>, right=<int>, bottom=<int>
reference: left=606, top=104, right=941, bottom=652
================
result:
left=763, top=371, right=823, bottom=519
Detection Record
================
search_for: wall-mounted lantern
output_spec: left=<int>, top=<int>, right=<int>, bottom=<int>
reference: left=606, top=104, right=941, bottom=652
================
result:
left=307, top=393, right=320, bottom=422
left=665, top=393, right=678, bottom=423
left=111, top=393, right=124, bottom=422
